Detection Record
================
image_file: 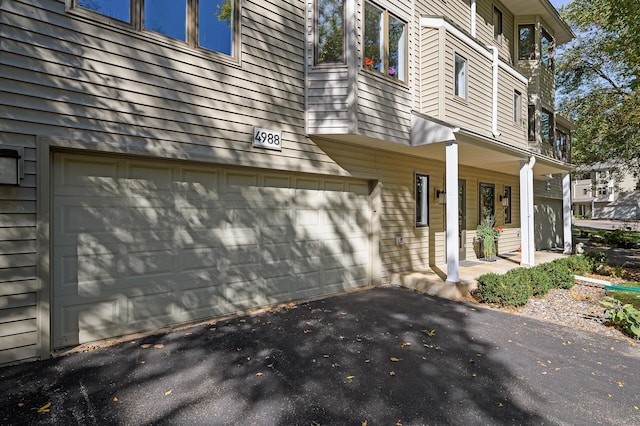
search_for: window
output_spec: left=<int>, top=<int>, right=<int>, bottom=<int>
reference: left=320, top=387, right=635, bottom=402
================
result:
left=518, top=24, right=535, bottom=60
left=555, top=129, right=570, bottom=160
left=513, top=90, right=522, bottom=124
left=479, top=183, right=495, bottom=223
left=541, top=29, right=554, bottom=68
left=493, top=7, right=503, bottom=43
left=78, top=0, right=130, bottom=22
left=316, top=0, right=345, bottom=64
left=528, top=104, right=536, bottom=141
left=75, top=0, right=237, bottom=58
left=415, top=174, right=429, bottom=227
left=363, top=2, right=407, bottom=81
left=145, top=0, right=187, bottom=41
left=541, top=109, right=554, bottom=146
left=454, top=54, right=467, bottom=99
left=503, top=186, right=512, bottom=224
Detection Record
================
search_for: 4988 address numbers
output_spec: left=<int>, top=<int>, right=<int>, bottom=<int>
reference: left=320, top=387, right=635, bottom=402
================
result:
left=253, top=127, right=282, bottom=151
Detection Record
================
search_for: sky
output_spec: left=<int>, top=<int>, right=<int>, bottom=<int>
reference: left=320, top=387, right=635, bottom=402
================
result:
left=550, top=0, right=572, bottom=9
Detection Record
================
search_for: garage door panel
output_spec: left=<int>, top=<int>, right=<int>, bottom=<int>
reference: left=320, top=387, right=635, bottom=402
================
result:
left=57, top=298, right=121, bottom=347
left=53, top=153, right=372, bottom=349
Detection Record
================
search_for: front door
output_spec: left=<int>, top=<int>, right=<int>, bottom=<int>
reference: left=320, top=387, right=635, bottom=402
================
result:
left=459, top=180, right=467, bottom=260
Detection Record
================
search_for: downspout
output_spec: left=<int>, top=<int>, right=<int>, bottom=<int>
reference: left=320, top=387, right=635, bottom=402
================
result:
left=470, top=0, right=477, bottom=38
left=488, top=46, right=501, bottom=138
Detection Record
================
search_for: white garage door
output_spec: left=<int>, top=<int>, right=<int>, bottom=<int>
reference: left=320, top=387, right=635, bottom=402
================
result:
left=52, top=152, right=372, bottom=348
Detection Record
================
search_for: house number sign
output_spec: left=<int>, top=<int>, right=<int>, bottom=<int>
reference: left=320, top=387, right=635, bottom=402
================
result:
left=253, top=127, right=282, bottom=151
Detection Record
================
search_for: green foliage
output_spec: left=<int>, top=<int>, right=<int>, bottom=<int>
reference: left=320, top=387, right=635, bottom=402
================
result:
left=536, top=260, right=575, bottom=289
left=474, top=272, right=532, bottom=307
left=476, top=215, right=501, bottom=259
left=600, top=296, right=640, bottom=339
left=584, top=251, right=607, bottom=272
left=557, top=0, right=640, bottom=172
left=558, top=255, right=592, bottom=275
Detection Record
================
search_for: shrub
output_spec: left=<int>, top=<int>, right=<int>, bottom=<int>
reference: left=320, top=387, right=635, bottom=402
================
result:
left=562, top=255, right=593, bottom=275
left=537, top=259, right=574, bottom=289
left=475, top=271, right=532, bottom=307
left=501, top=267, right=549, bottom=298
left=584, top=250, right=607, bottom=273
left=600, top=297, right=640, bottom=339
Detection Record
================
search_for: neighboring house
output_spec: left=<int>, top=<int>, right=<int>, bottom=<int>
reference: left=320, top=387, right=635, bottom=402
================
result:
left=0, top=0, right=573, bottom=365
left=572, top=164, right=640, bottom=220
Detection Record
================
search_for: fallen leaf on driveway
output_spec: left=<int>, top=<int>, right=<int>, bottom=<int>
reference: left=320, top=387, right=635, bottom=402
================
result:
left=153, top=344, right=164, bottom=349
left=390, top=357, right=400, bottom=362
left=422, top=329, right=436, bottom=336
left=256, top=372, right=264, bottom=376
left=140, top=344, right=151, bottom=349
left=389, top=371, right=396, bottom=376
left=165, top=390, right=172, bottom=396
left=346, top=375, right=355, bottom=380
left=37, top=402, right=51, bottom=413
left=617, top=381, right=624, bottom=387
left=400, top=342, right=411, bottom=348
left=113, top=397, right=119, bottom=402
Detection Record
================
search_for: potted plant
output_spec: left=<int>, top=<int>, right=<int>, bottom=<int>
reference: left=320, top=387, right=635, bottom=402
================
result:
left=476, top=215, right=503, bottom=261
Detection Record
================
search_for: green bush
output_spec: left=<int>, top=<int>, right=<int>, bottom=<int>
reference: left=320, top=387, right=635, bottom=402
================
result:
left=537, top=259, right=574, bottom=289
left=561, top=255, right=593, bottom=275
left=584, top=250, right=607, bottom=273
left=475, top=271, right=532, bottom=307
left=502, top=267, right=550, bottom=298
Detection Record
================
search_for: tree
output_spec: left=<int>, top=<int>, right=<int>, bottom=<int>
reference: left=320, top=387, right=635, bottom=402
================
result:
left=556, top=0, right=640, bottom=174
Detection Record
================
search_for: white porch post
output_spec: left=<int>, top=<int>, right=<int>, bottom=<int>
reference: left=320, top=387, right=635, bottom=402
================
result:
left=446, top=141, right=460, bottom=283
left=520, top=157, right=536, bottom=266
left=562, top=173, right=572, bottom=253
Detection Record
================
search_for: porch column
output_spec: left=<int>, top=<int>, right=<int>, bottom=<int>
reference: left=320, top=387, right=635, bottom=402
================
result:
left=446, top=141, right=460, bottom=283
left=520, top=157, right=536, bottom=266
left=562, top=173, right=572, bottom=253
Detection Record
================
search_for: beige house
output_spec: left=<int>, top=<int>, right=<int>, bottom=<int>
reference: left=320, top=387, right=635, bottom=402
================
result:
left=0, top=0, right=573, bottom=365
left=573, top=163, right=640, bottom=220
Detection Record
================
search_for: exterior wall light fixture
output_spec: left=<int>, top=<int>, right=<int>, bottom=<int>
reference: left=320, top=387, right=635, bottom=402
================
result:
left=0, top=148, right=21, bottom=186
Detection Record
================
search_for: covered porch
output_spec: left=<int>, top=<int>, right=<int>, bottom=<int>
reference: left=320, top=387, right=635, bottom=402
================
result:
left=390, top=250, right=568, bottom=301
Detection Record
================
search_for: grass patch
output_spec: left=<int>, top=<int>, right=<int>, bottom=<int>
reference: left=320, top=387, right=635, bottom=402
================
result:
left=608, top=282, right=640, bottom=310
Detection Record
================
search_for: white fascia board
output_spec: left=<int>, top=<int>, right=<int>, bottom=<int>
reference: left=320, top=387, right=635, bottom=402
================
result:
left=420, top=17, right=528, bottom=85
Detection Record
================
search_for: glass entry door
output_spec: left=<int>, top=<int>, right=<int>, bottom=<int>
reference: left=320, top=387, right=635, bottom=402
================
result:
left=459, top=180, right=467, bottom=260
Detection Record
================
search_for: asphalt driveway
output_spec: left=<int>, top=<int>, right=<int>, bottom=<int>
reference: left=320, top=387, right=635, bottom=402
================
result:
left=1, top=287, right=638, bottom=425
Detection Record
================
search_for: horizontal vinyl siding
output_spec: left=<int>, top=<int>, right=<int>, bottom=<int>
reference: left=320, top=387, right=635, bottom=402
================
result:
left=477, top=0, right=514, bottom=64
left=418, top=0, right=470, bottom=33
left=306, top=68, right=353, bottom=134
left=0, top=135, right=38, bottom=366
left=418, top=27, right=441, bottom=118
left=442, top=34, right=493, bottom=135
left=459, top=164, right=521, bottom=261
left=496, top=70, right=528, bottom=148
left=319, top=141, right=447, bottom=282
left=0, top=0, right=344, bottom=174
left=356, top=74, right=412, bottom=144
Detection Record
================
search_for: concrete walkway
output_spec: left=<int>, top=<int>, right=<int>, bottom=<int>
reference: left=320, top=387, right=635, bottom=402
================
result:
left=391, top=250, right=567, bottom=300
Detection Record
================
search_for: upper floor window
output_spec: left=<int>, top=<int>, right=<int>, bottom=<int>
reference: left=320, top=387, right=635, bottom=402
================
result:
left=541, top=109, right=554, bottom=146
left=527, top=104, right=536, bottom=141
left=75, top=0, right=237, bottom=58
left=454, top=54, right=467, bottom=99
left=316, top=0, right=345, bottom=64
left=78, top=0, right=130, bottom=22
left=555, top=129, right=570, bottom=159
left=513, top=90, right=522, bottom=125
left=541, top=29, right=555, bottom=68
left=518, top=24, right=535, bottom=60
left=363, top=2, right=407, bottom=82
left=493, top=7, right=503, bottom=44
